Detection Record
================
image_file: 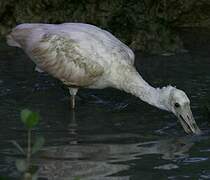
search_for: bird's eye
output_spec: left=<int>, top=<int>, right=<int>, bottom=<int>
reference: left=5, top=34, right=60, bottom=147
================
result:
left=174, top=103, right=180, bottom=108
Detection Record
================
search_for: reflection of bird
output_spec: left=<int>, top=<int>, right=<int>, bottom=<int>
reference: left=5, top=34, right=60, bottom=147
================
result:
left=7, top=23, right=200, bottom=134
left=38, top=136, right=195, bottom=179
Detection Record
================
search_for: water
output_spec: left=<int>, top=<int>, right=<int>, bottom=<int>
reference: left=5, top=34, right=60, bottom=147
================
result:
left=0, top=30, right=210, bottom=179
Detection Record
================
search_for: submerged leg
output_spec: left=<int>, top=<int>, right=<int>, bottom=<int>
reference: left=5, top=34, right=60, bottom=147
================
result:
left=69, top=87, right=78, bottom=109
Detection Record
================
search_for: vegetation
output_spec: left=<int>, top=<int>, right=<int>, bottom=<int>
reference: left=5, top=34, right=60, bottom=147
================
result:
left=11, top=109, right=44, bottom=180
left=0, top=0, right=210, bottom=54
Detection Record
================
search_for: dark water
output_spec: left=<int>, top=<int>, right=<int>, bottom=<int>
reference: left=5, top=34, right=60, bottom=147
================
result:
left=0, top=33, right=210, bottom=179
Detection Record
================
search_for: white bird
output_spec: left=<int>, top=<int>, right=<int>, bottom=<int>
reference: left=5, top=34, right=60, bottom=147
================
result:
left=7, top=23, right=201, bottom=134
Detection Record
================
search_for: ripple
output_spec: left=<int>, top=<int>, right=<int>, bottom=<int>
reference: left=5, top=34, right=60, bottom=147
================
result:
left=154, top=163, right=179, bottom=170
left=1, top=40, right=210, bottom=179
left=0, top=88, right=11, bottom=96
left=183, top=157, right=208, bottom=163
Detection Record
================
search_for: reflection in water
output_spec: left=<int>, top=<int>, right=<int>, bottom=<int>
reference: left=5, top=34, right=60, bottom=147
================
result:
left=67, top=111, right=78, bottom=145
left=38, top=111, right=196, bottom=180
left=1, top=40, right=210, bottom=179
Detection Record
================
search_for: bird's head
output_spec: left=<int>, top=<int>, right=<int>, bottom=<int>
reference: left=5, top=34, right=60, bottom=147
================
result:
left=168, top=88, right=201, bottom=135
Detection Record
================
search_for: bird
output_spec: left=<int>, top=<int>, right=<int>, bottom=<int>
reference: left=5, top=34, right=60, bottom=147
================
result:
left=6, top=23, right=201, bottom=134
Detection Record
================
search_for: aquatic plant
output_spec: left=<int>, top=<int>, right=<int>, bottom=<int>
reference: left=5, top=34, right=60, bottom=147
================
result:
left=11, top=109, right=45, bottom=180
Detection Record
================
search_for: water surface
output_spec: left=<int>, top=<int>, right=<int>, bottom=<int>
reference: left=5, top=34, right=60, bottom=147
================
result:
left=0, top=35, right=210, bottom=179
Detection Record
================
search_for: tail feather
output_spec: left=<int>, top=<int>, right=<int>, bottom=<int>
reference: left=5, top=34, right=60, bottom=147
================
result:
left=6, top=24, right=35, bottom=48
left=6, top=33, right=21, bottom=47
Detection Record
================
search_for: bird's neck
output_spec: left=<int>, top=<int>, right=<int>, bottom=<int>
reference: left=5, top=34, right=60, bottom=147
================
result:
left=113, top=66, right=172, bottom=111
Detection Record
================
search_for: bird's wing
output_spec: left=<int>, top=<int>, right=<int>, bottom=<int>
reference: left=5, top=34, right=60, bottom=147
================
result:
left=61, top=23, right=135, bottom=65
left=8, top=23, right=135, bottom=66
left=7, top=23, right=135, bottom=86
left=27, top=32, right=104, bottom=87
left=101, top=29, right=135, bottom=65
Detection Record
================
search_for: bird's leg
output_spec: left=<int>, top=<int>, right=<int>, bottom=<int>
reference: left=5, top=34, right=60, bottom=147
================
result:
left=69, top=87, right=78, bottom=110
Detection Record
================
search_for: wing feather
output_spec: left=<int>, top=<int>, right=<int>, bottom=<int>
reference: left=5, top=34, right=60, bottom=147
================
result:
left=7, top=23, right=135, bottom=87
left=30, top=33, right=104, bottom=87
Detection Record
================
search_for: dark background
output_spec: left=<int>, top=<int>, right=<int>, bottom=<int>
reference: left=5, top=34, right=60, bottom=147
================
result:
left=0, top=0, right=210, bottom=54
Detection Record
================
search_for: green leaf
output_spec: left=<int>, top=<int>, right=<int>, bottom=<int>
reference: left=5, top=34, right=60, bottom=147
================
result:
left=21, top=109, right=40, bottom=129
left=10, top=140, right=25, bottom=155
left=32, top=136, right=45, bottom=154
left=21, top=109, right=31, bottom=123
left=16, top=159, right=27, bottom=172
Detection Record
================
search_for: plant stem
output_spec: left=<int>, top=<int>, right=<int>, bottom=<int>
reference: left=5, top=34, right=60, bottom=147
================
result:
left=27, top=128, right=32, bottom=171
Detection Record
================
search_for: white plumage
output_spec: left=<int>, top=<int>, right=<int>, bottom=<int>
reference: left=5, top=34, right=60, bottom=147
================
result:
left=7, top=23, right=201, bottom=134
